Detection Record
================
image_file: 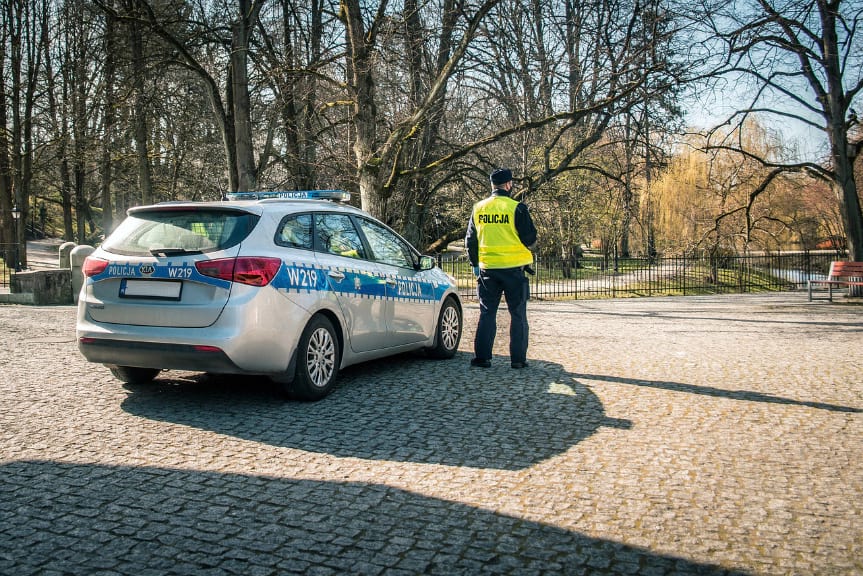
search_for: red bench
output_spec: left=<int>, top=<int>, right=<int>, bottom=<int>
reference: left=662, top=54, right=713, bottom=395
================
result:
left=808, top=261, right=863, bottom=301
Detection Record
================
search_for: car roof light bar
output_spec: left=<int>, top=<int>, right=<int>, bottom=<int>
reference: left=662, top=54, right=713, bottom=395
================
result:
left=225, top=190, right=351, bottom=202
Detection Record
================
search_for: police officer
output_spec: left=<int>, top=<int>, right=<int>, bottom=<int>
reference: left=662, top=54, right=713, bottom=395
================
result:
left=465, top=168, right=537, bottom=369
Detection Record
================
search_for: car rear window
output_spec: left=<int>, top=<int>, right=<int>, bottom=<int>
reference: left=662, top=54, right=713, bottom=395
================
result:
left=102, top=208, right=259, bottom=256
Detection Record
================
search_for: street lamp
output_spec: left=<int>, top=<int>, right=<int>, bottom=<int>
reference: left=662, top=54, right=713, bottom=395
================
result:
left=11, top=204, right=21, bottom=271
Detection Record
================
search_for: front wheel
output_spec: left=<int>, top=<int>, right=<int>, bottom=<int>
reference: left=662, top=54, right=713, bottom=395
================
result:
left=108, top=365, right=161, bottom=384
left=427, top=297, right=462, bottom=359
left=286, top=315, right=340, bottom=401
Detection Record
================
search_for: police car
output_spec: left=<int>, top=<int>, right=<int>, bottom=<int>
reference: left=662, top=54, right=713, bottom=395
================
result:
left=76, top=190, right=463, bottom=401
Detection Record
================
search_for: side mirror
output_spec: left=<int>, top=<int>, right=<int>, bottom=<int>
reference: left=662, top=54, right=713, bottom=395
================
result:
left=419, top=255, right=436, bottom=271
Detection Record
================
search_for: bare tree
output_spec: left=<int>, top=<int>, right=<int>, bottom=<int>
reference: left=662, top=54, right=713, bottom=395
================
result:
left=99, top=0, right=266, bottom=193
left=230, top=0, right=264, bottom=191
left=41, top=0, right=75, bottom=241
left=449, top=0, right=687, bottom=258
left=0, top=6, right=13, bottom=264
left=2, top=0, right=49, bottom=264
left=698, top=0, right=863, bottom=261
left=100, top=0, right=117, bottom=232
left=65, top=0, right=98, bottom=243
left=126, top=0, right=154, bottom=205
left=254, top=0, right=336, bottom=190
left=338, top=0, right=500, bottom=220
left=387, top=0, right=459, bottom=245
left=13, top=0, right=840, bottom=267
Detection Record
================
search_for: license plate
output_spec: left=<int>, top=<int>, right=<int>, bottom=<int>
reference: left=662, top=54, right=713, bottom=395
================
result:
left=120, top=279, right=183, bottom=300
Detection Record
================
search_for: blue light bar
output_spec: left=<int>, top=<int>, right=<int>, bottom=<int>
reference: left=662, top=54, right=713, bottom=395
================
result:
left=225, top=190, right=351, bottom=202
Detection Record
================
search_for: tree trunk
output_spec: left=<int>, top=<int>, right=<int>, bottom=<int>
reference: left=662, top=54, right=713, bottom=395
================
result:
left=130, top=13, right=153, bottom=205
left=101, top=3, right=116, bottom=232
left=42, top=3, right=73, bottom=241
left=231, top=0, right=260, bottom=192
left=73, top=62, right=87, bottom=243
left=278, top=0, right=302, bottom=187
left=564, top=0, right=582, bottom=111
left=0, top=17, right=13, bottom=255
left=8, top=0, right=25, bottom=265
left=399, top=0, right=432, bottom=245
left=342, top=0, right=498, bottom=221
left=68, top=0, right=88, bottom=243
left=820, top=4, right=863, bottom=263
left=621, top=116, right=633, bottom=258
left=341, top=0, right=383, bottom=217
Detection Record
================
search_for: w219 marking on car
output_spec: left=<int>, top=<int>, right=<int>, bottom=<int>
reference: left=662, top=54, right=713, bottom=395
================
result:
left=166, top=267, right=194, bottom=279
left=284, top=266, right=320, bottom=289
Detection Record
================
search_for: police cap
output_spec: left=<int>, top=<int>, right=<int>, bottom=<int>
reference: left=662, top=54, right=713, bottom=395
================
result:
left=490, top=168, right=512, bottom=186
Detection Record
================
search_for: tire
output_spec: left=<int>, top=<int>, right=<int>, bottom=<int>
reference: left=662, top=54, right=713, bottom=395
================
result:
left=427, top=297, right=462, bottom=359
left=108, top=365, right=161, bottom=384
left=287, top=315, right=340, bottom=401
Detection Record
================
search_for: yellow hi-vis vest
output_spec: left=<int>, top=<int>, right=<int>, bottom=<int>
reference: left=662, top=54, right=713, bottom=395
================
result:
left=473, top=195, right=534, bottom=269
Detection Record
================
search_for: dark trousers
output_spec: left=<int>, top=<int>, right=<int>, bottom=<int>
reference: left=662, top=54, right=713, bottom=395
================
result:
left=474, top=266, right=529, bottom=363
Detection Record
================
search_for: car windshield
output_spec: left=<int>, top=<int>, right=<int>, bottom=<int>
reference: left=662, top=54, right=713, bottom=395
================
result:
left=102, top=208, right=259, bottom=256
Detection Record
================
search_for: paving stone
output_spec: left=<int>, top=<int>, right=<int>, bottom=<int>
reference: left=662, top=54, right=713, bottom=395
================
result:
left=0, top=295, right=860, bottom=575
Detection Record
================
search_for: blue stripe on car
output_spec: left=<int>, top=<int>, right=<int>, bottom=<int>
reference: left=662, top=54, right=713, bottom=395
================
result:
left=86, top=262, right=232, bottom=289
left=273, top=263, right=448, bottom=302
left=87, top=260, right=452, bottom=302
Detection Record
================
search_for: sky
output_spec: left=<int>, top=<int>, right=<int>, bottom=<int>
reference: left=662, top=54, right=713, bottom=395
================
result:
left=683, top=79, right=832, bottom=165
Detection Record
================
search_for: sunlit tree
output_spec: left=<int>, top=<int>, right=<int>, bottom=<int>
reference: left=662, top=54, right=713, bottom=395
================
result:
left=693, top=0, right=863, bottom=260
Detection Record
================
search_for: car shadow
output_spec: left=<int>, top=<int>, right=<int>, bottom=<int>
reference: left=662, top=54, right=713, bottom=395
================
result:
left=120, top=352, right=631, bottom=471
left=1, top=460, right=747, bottom=575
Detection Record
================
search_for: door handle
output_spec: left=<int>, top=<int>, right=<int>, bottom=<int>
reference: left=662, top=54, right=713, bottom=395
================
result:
left=386, top=278, right=397, bottom=286
left=328, top=270, right=345, bottom=281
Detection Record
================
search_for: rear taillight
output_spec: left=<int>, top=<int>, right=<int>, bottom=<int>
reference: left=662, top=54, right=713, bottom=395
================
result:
left=195, top=257, right=281, bottom=286
left=193, top=345, right=223, bottom=353
left=82, top=257, right=110, bottom=277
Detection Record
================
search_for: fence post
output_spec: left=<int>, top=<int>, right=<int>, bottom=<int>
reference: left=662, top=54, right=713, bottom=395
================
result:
left=535, top=256, right=541, bottom=299
left=682, top=254, right=687, bottom=296
left=574, top=252, right=578, bottom=300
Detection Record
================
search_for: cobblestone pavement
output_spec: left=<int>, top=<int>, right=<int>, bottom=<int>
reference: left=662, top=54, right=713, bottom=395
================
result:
left=1, top=294, right=861, bottom=575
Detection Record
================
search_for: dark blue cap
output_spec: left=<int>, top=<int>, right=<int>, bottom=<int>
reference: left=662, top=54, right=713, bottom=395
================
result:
left=490, top=168, right=512, bottom=185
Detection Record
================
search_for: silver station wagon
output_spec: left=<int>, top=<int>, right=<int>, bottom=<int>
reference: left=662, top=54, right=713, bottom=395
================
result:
left=76, top=190, right=463, bottom=401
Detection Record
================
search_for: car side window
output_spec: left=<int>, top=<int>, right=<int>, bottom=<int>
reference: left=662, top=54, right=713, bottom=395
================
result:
left=315, top=213, right=366, bottom=260
left=357, top=218, right=414, bottom=269
left=275, top=214, right=313, bottom=249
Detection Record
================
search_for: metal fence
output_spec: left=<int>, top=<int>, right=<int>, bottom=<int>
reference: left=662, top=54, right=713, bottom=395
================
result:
left=0, top=244, right=850, bottom=298
left=0, top=243, right=22, bottom=290
left=440, top=250, right=850, bottom=301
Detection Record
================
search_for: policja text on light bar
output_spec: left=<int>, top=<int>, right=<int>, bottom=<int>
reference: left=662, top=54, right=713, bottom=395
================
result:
left=225, top=190, right=351, bottom=202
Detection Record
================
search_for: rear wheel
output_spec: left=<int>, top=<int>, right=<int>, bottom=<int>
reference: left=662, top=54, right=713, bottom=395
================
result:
left=287, top=315, right=340, bottom=401
left=427, top=297, right=462, bottom=359
left=108, top=365, right=161, bottom=384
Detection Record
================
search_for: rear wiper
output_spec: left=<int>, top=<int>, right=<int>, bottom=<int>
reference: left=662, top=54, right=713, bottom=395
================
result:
left=149, top=248, right=199, bottom=257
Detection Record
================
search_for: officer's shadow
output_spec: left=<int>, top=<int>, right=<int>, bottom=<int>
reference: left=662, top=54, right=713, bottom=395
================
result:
left=120, top=353, right=631, bottom=470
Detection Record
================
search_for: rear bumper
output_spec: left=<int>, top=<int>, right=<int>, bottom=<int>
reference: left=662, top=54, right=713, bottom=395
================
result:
left=75, top=287, right=313, bottom=373
left=78, top=337, right=244, bottom=374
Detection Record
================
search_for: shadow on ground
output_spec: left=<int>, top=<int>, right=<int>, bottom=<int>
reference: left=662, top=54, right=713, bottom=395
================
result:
left=571, top=373, right=862, bottom=413
left=120, top=352, right=631, bottom=470
left=0, top=461, right=747, bottom=575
